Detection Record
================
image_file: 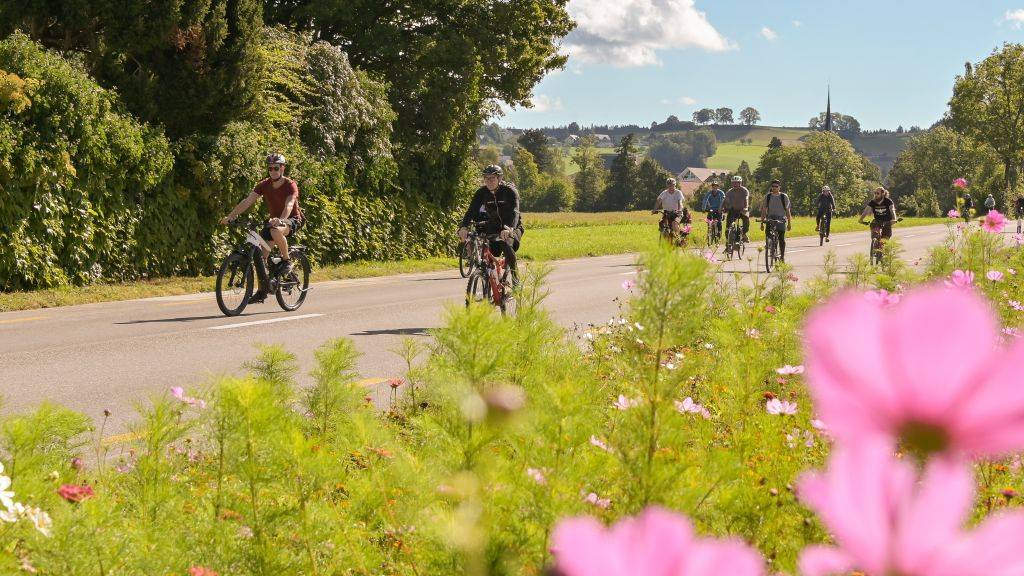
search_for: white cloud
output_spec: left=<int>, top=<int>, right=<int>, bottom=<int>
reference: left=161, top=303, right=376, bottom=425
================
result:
left=1003, top=9, right=1024, bottom=28
left=792, top=20, right=802, bottom=27
left=680, top=96, right=698, bottom=105
left=563, top=0, right=734, bottom=68
left=761, top=27, right=778, bottom=41
left=528, top=94, right=564, bottom=113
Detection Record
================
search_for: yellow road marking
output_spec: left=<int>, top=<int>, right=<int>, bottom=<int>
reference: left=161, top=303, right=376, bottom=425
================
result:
left=357, top=377, right=387, bottom=387
left=101, top=431, right=144, bottom=446
left=0, top=316, right=44, bottom=325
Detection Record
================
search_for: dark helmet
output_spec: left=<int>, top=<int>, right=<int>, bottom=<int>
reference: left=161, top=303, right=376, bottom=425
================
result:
left=482, top=164, right=503, bottom=178
left=266, top=153, right=287, bottom=166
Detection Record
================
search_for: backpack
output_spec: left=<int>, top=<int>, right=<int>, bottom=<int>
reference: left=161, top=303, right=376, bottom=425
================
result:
left=764, top=192, right=790, bottom=214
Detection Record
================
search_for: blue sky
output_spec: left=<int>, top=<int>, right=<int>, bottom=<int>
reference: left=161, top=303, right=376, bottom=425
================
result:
left=500, top=0, right=1024, bottom=130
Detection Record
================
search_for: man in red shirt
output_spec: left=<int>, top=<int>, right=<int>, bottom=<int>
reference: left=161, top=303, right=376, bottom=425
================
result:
left=221, top=153, right=304, bottom=302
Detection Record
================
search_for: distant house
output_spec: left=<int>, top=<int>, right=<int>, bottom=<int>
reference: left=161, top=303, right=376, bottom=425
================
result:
left=564, top=134, right=581, bottom=146
left=592, top=134, right=613, bottom=147
left=677, top=167, right=731, bottom=199
left=498, top=155, right=513, bottom=167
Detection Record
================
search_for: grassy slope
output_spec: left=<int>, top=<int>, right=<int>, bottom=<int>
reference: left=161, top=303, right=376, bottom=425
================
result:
left=1, top=212, right=946, bottom=312
left=704, top=126, right=810, bottom=172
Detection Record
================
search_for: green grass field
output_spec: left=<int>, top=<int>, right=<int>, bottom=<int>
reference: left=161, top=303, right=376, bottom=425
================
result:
left=704, top=142, right=767, bottom=171
left=0, top=212, right=947, bottom=311
left=704, top=126, right=811, bottom=171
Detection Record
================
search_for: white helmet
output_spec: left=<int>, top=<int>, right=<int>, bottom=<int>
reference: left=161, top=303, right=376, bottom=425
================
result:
left=731, top=175, right=743, bottom=183
left=821, top=185, right=831, bottom=192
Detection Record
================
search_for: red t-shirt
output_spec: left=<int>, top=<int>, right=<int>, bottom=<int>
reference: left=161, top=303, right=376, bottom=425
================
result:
left=254, top=177, right=302, bottom=220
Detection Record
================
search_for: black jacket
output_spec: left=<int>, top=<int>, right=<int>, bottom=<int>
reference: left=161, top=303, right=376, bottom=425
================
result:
left=816, top=194, right=836, bottom=213
left=461, top=183, right=522, bottom=234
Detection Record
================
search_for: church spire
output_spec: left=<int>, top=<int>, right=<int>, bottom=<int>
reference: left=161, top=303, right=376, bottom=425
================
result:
left=824, top=85, right=832, bottom=132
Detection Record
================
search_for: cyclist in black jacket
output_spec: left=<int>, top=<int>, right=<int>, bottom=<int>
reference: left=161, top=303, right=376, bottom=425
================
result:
left=458, top=165, right=523, bottom=282
left=815, top=185, right=837, bottom=241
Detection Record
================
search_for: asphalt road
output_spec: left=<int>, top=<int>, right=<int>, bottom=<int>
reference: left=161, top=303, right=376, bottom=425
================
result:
left=0, top=223, right=957, bottom=434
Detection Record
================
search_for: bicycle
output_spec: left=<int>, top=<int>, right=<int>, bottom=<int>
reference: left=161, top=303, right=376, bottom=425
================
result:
left=862, top=217, right=903, bottom=266
left=216, top=217, right=311, bottom=317
left=817, top=210, right=834, bottom=246
left=705, top=211, right=722, bottom=247
left=465, top=223, right=516, bottom=316
left=1017, top=210, right=1022, bottom=234
left=458, top=228, right=485, bottom=278
left=762, top=218, right=783, bottom=272
left=724, top=218, right=745, bottom=260
left=654, top=210, right=688, bottom=248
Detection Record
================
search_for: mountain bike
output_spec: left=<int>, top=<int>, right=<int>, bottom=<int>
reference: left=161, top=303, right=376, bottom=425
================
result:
left=724, top=218, right=745, bottom=260
left=465, top=223, right=516, bottom=316
left=763, top=218, right=782, bottom=273
left=654, top=210, right=688, bottom=248
left=863, top=217, right=902, bottom=266
left=458, top=228, right=485, bottom=278
left=706, top=210, right=722, bottom=247
left=216, top=217, right=311, bottom=317
left=818, top=210, right=833, bottom=246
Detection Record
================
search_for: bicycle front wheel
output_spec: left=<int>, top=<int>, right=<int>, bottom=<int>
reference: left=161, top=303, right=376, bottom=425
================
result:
left=466, top=272, right=490, bottom=307
left=765, top=237, right=775, bottom=273
left=275, top=251, right=311, bottom=311
left=458, top=242, right=471, bottom=278
left=216, top=253, right=253, bottom=317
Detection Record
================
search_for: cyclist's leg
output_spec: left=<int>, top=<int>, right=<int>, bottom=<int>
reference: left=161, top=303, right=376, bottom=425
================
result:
left=815, top=210, right=822, bottom=231
left=741, top=212, right=750, bottom=241
left=776, top=220, right=787, bottom=260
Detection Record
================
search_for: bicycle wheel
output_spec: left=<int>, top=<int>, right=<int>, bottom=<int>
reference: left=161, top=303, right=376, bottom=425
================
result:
left=275, top=251, right=311, bottom=311
left=458, top=241, right=471, bottom=278
left=737, top=238, right=745, bottom=259
left=765, top=235, right=775, bottom=273
left=216, top=253, right=253, bottom=317
left=466, top=271, right=490, bottom=307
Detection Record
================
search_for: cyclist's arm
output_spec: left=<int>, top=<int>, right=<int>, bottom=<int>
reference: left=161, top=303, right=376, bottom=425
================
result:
left=225, top=191, right=260, bottom=222
left=889, top=202, right=898, bottom=222
left=786, top=198, right=793, bottom=228
left=508, top=186, right=522, bottom=230
left=653, top=193, right=663, bottom=211
left=700, top=192, right=709, bottom=211
left=460, top=191, right=484, bottom=229
left=278, top=196, right=296, bottom=221
left=858, top=204, right=871, bottom=223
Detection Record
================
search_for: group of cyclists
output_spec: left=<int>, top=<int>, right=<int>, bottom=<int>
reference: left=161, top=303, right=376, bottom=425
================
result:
left=220, top=154, right=1024, bottom=310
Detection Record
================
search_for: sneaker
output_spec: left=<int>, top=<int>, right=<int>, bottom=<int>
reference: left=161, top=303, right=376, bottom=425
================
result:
left=742, top=233, right=749, bottom=243
left=825, top=237, right=830, bottom=242
left=279, top=259, right=294, bottom=277
left=248, top=291, right=268, bottom=304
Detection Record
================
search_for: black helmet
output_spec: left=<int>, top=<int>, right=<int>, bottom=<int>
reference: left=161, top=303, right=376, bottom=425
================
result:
left=482, top=164, right=503, bottom=177
left=266, top=153, right=287, bottom=166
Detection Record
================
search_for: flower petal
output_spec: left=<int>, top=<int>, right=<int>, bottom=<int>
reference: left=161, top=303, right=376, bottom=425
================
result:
left=798, top=545, right=856, bottom=576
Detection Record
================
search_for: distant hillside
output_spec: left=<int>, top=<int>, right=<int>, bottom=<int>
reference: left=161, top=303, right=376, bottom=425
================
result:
left=702, top=126, right=811, bottom=171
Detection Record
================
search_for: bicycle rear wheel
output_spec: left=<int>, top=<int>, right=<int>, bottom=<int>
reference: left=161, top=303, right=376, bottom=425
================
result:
left=216, top=253, right=253, bottom=317
left=458, top=242, right=471, bottom=278
left=275, top=251, right=311, bottom=311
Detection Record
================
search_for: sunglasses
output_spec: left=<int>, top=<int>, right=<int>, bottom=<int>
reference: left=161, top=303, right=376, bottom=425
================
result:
left=269, top=165, right=283, bottom=172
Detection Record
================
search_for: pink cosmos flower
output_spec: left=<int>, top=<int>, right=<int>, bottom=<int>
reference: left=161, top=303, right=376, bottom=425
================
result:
left=955, top=222, right=967, bottom=232
left=621, top=279, right=636, bottom=291
left=776, top=365, right=805, bottom=376
left=864, top=289, right=900, bottom=306
left=682, top=224, right=692, bottom=234
left=765, top=305, right=777, bottom=314
left=798, top=441, right=1024, bottom=576
left=1009, top=268, right=1018, bottom=275
left=526, top=467, right=547, bottom=486
left=612, top=395, right=640, bottom=410
left=811, top=419, right=829, bottom=435
left=804, top=285, right=1024, bottom=458
left=675, top=397, right=711, bottom=419
left=170, top=386, right=206, bottom=409
left=745, top=328, right=761, bottom=339
left=945, top=270, right=974, bottom=289
left=766, top=398, right=798, bottom=416
left=551, top=507, right=765, bottom=576
left=188, top=568, right=219, bottom=576
left=787, top=273, right=799, bottom=282
left=982, top=210, right=1007, bottom=233
left=589, top=435, right=614, bottom=453
left=58, top=484, right=94, bottom=503
left=583, top=492, right=611, bottom=509
left=702, top=250, right=719, bottom=264
left=987, top=270, right=1005, bottom=282
left=1004, top=327, right=1023, bottom=339
left=1013, top=234, right=1024, bottom=246
left=1010, top=300, right=1024, bottom=312
left=947, top=209, right=961, bottom=218
left=953, top=177, right=968, bottom=189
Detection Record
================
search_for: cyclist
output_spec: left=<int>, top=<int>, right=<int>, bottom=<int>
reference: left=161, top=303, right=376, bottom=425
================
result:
left=220, top=153, right=304, bottom=304
left=962, top=193, right=974, bottom=223
left=458, top=165, right=523, bottom=284
left=1016, top=195, right=1024, bottom=229
left=815, top=185, right=837, bottom=242
left=760, top=180, right=793, bottom=262
left=653, top=178, right=690, bottom=238
left=859, top=186, right=897, bottom=246
left=723, top=175, right=751, bottom=242
left=985, top=193, right=997, bottom=214
left=701, top=179, right=726, bottom=236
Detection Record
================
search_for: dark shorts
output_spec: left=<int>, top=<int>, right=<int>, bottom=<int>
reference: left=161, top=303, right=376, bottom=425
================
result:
left=871, top=220, right=893, bottom=239
left=261, top=218, right=303, bottom=241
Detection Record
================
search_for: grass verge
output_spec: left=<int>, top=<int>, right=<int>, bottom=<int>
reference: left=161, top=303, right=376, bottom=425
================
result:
left=0, top=214, right=948, bottom=312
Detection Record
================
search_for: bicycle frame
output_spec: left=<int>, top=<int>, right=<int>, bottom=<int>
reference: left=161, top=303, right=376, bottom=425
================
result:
left=479, top=242, right=506, bottom=306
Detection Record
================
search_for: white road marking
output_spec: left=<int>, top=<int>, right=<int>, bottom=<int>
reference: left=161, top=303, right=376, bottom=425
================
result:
left=208, top=313, right=323, bottom=330
left=619, top=271, right=638, bottom=276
